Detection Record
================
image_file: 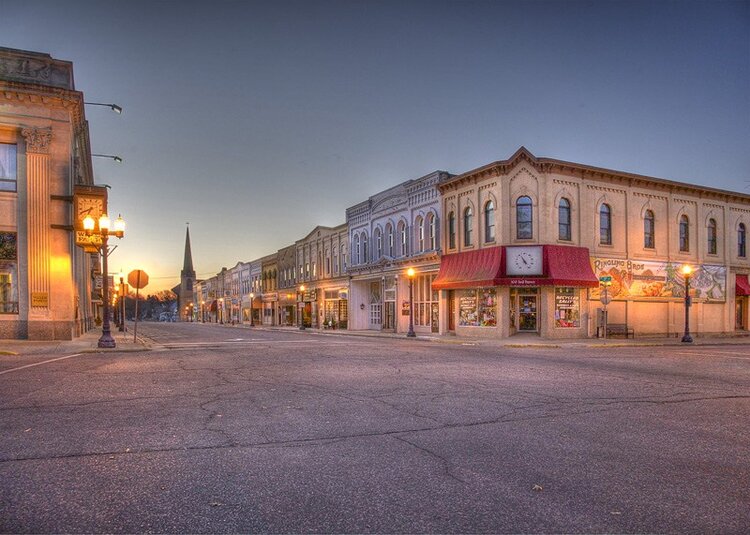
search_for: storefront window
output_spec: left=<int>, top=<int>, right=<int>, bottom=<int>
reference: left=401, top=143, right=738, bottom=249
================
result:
left=554, top=287, right=580, bottom=328
left=0, top=232, right=18, bottom=314
left=414, top=274, right=438, bottom=327
left=458, top=288, right=496, bottom=327
left=0, top=143, right=17, bottom=192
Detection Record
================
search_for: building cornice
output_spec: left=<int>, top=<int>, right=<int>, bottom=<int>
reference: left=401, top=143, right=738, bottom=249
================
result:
left=438, top=146, right=750, bottom=205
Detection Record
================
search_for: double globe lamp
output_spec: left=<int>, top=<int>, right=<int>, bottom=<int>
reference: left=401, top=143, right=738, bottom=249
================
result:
left=83, top=213, right=125, bottom=348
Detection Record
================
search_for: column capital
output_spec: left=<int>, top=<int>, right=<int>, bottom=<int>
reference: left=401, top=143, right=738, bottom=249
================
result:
left=21, top=127, right=53, bottom=154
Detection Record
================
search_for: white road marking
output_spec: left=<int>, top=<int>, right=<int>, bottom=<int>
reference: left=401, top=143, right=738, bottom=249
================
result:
left=0, top=353, right=83, bottom=376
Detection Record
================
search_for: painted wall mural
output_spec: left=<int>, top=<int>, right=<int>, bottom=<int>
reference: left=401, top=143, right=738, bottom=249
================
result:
left=589, top=257, right=727, bottom=301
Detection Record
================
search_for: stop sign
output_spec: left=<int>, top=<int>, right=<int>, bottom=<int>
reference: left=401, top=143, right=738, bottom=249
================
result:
left=128, top=269, right=149, bottom=289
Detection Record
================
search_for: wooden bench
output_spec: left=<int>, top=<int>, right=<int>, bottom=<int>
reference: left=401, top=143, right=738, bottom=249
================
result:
left=606, top=323, right=635, bottom=338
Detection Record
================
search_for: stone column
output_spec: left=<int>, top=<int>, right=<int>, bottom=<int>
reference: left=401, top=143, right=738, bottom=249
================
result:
left=21, top=128, right=53, bottom=338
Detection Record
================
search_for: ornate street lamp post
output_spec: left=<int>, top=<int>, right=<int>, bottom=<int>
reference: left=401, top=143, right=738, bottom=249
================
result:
left=299, top=284, right=306, bottom=330
left=406, top=267, right=416, bottom=338
left=249, top=292, right=255, bottom=327
left=681, top=265, right=694, bottom=343
left=83, top=212, right=125, bottom=348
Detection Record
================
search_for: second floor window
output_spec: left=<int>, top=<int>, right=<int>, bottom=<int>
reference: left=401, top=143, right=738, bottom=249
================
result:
left=376, top=229, right=383, bottom=259
left=0, top=143, right=17, bottom=192
left=354, top=235, right=360, bottom=264
left=484, top=201, right=495, bottom=242
left=387, top=224, right=393, bottom=256
left=400, top=222, right=407, bottom=256
left=558, top=198, right=571, bottom=241
left=599, top=204, right=612, bottom=245
left=516, top=196, right=533, bottom=239
left=417, top=216, right=424, bottom=252
left=707, top=218, right=717, bottom=255
left=644, top=210, right=655, bottom=249
left=428, top=213, right=436, bottom=250
left=739, top=223, right=747, bottom=258
left=448, top=212, right=456, bottom=249
left=463, top=207, right=473, bottom=246
left=361, top=234, right=368, bottom=263
left=679, top=215, right=690, bottom=252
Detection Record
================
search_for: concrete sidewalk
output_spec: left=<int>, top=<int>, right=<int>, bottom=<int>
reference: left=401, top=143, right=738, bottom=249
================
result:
left=194, top=320, right=750, bottom=349
left=0, top=326, right=150, bottom=356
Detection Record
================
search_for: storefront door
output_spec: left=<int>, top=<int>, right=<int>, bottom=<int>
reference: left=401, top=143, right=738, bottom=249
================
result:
left=516, top=292, right=539, bottom=332
left=737, top=298, right=747, bottom=330
left=383, top=302, right=395, bottom=330
left=448, top=291, right=455, bottom=332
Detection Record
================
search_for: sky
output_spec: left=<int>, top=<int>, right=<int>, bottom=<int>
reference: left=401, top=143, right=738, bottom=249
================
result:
left=2, top=0, right=748, bottom=292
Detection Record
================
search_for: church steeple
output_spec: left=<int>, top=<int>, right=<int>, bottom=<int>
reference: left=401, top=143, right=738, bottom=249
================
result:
left=181, top=225, right=195, bottom=278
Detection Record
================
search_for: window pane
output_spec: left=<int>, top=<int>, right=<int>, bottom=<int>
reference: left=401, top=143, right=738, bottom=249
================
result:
left=0, top=144, right=17, bottom=192
left=516, top=198, right=532, bottom=239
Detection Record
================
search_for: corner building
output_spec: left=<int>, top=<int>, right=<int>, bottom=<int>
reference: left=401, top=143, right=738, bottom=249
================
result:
left=434, top=147, right=750, bottom=338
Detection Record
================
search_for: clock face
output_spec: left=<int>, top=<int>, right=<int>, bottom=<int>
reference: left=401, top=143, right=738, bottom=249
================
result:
left=76, top=197, right=103, bottom=219
left=506, top=246, right=543, bottom=276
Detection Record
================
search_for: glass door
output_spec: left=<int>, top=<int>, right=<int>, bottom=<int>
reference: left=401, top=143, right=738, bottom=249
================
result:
left=518, top=295, right=538, bottom=332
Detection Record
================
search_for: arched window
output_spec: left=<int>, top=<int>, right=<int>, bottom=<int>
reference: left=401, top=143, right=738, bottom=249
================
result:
left=386, top=223, right=393, bottom=257
left=375, top=228, right=383, bottom=259
left=398, top=221, right=407, bottom=256
left=644, top=210, right=655, bottom=249
left=739, top=223, right=747, bottom=258
left=599, top=204, right=612, bottom=245
left=361, top=233, right=368, bottom=263
left=707, top=218, right=717, bottom=255
left=416, top=216, right=424, bottom=252
left=354, top=234, right=360, bottom=265
left=428, top=213, right=436, bottom=250
left=484, top=200, right=495, bottom=242
left=516, top=196, right=533, bottom=239
left=448, top=212, right=456, bottom=249
left=463, top=206, right=473, bottom=246
left=679, top=215, right=690, bottom=252
left=341, top=244, right=347, bottom=271
left=558, top=198, right=571, bottom=241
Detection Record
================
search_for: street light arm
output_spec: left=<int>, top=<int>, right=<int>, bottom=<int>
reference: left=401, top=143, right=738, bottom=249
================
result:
left=92, top=154, right=123, bottom=163
left=85, top=102, right=123, bottom=114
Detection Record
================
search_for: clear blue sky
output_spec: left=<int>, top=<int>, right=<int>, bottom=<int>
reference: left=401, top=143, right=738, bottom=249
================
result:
left=2, top=0, right=748, bottom=291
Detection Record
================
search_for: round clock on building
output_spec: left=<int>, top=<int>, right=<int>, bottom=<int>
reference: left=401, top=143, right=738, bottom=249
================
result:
left=506, top=246, right=543, bottom=276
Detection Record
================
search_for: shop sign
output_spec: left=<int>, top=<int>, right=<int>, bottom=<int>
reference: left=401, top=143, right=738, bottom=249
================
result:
left=31, top=292, right=49, bottom=307
left=509, top=278, right=540, bottom=286
left=590, top=257, right=726, bottom=301
left=401, top=300, right=410, bottom=315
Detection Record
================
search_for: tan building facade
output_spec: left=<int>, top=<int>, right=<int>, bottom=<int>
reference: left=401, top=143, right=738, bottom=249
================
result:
left=434, top=147, right=750, bottom=339
left=1, top=48, right=100, bottom=340
left=296, top=225, right=349, bottom=329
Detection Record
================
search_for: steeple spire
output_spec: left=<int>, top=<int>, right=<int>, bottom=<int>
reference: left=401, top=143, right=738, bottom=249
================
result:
left=182, top=223, right=195, bottom=277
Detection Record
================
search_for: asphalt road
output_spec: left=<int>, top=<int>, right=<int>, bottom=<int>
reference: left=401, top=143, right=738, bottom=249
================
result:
left=1, top=322, right=749, bottom=533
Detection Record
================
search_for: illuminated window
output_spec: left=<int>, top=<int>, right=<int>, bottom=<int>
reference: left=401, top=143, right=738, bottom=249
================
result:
left=0, top=232, right=18, bottom=313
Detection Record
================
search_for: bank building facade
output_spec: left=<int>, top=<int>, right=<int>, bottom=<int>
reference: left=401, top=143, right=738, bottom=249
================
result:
left=433, top=147, right=750, bottom=338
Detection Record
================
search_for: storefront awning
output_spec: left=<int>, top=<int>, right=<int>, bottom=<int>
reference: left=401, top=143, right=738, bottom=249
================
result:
left=433, top=245, right=599, bottom=290
left=737, top=275, right=750, bottom=296
left=432, top=246, right=503, bottom=290
left=541, top=245, right=599, bottom=287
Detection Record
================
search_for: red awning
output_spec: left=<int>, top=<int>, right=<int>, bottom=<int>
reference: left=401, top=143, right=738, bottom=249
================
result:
left=495, top=245, right=599, bottom=287
left=432, top=246, right=503, bottom=290
left=737, top=275, right=750, bottom=296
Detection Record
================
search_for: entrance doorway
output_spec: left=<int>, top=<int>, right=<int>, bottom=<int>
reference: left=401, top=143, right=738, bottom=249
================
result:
left=448, top=290, right=456, bottom=332
left=737, top=298, right=747, bottom=330
left=383, top=301, right=395, bottom=330
left=511, top=288, right=540, bottom=333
